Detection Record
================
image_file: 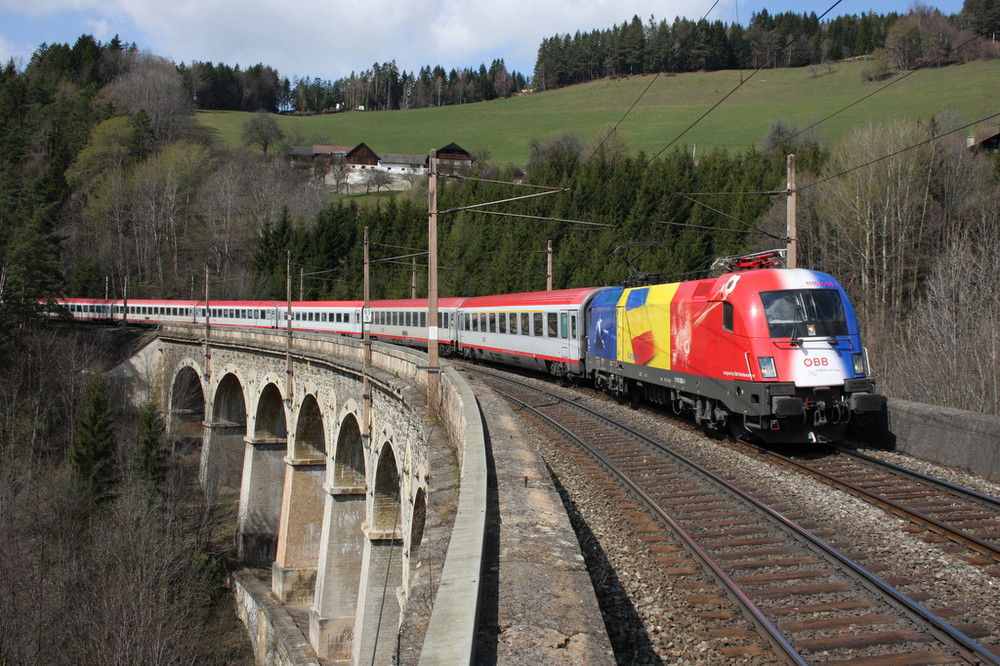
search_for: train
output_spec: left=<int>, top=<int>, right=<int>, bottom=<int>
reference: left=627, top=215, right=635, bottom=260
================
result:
left=48, top=252, right=884, bottom=443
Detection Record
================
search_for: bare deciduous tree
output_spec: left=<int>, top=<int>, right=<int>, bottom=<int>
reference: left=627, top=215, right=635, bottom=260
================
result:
left=241, top=112, right=284, bottom=157
left=114, top=54, right=192, bottom=144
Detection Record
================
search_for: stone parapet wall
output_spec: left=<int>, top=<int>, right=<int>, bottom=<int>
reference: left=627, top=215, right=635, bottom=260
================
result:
left=887, top=398, right=1000, bottom=481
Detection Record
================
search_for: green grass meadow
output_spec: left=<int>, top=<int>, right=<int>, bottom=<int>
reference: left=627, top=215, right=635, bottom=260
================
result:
left=198, top=59, right=1000, bottom=165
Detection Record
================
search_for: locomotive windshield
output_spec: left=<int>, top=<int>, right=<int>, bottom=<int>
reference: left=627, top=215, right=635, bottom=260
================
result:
left=759, top=289, right=848, bottom=339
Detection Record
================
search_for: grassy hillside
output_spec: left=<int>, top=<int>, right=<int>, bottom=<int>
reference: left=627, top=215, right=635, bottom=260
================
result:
left=197, top=59, right=1000, bottom=165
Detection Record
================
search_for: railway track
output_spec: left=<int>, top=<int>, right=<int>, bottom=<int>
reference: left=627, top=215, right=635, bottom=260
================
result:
left=472, top=366, right=1000, bottom=665
left=752, top=446, right=1000, bottom=565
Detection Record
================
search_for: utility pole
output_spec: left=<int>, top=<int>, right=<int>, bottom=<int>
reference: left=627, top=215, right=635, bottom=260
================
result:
left=411, top=256, right=417, bottom=299
left=546, top=240, right=553, bottom=291
left=299, top=267, right=304, bottom=301
left=203, top=268, right=210, bottom=375
left=286, top=250, right=293, bottom=401
left=363, top=226, right=371, bottom=441
left=427, top=150, right=440, bottom=412
left=786, top=154, right=797, bottom=269
left=123, top=275, right=129, bottom=332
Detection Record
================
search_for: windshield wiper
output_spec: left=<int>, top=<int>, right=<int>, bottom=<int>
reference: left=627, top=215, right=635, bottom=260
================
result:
left=789, top=303, right=804, bottom=346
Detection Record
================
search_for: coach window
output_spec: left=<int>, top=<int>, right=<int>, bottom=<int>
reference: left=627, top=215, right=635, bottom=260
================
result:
left=420, top=312, right=427, bottom=328
left=560, top=313, right=568, bottom=339
left=498, top=313, right=507, bottom=334
left=722, top=302, right=734, bottom=333
left=488, top=312, right=496, bottom=333
left=472, top=313, right=479, bottom=331
left=532, top=312, right=542, bottom=336
left=547, top=312, right=558, bottom=337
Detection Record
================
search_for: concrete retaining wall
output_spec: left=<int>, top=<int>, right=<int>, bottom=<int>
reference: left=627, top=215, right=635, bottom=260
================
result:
left=232, top=570, right=320, bottom=666
left=886, top=398, right=1000, bottom=482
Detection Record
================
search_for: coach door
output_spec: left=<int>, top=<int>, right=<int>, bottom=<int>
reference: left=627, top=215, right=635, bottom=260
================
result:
left=561, top=310, right=581, bottom=362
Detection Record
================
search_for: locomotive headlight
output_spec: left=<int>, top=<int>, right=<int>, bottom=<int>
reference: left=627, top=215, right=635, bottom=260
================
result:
left=758, top=356, right=777, bottom=379
left=852, top=352, right=867, bottom=376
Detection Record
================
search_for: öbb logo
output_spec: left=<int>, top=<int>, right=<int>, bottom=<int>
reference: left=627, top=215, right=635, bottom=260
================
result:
left=803, top=357, right=829, bottom=367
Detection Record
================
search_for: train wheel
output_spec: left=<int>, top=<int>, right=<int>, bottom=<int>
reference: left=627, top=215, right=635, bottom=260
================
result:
left=728, top=414, right=746, bottom=440
left=628, top=383, right=641, bottom=410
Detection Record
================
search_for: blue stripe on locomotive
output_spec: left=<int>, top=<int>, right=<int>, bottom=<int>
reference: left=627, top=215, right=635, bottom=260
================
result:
left=588, top=287, right=623, bottom=360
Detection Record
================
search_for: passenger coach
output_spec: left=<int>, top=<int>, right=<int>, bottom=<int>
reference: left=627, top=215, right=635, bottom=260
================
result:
left=455, top=287, right=602, bottom=376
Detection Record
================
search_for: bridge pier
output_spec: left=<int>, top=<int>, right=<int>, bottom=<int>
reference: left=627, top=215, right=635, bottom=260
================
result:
left=237, top=437, right=285, bottom=565
left=310, top=487, right=366, bottom=660
left=354, top=533, right=404, bottom=665
left=272, top=458, right=325, bottom=603
left=202, top=421, right=247, bottom=494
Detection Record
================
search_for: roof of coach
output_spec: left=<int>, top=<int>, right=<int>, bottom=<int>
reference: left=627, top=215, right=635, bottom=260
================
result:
left=458, top=287, right=605, bottom=309
left=120, top=298, right=201, bottom=306
left=57, top=297, right=116, bottom=304
left=292, top=300, right=365, bottom=307
left=369, top=297, right=466, bottom=309
left=203, top=300, right=284, bottom=308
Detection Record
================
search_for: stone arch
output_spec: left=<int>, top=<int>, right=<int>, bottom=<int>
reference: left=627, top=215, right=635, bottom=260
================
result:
left=407, top=488, right=427, bottom=586
left=203, top=372, right=247, bottom=495
left=238, top=381, right=287, bottom=566
left=333, top=412, right=364, bottom=490
left=373, top=442, right=401, bottom=533
left=254, top=382, right=287, bottom=439
left=169, top=363, right=204, bottom=442
left=273, top=392, right=327, bottom=604
left=310, top=411, right=368, bottom=660
left=293, top=394, right=325, bottom=461
left=356, top=440, right=405, bottom=664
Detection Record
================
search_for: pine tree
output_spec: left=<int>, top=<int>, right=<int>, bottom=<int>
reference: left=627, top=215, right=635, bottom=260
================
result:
left=137, top=398, right=167, bottom=485
left=70, top=372, right=116, bottom=501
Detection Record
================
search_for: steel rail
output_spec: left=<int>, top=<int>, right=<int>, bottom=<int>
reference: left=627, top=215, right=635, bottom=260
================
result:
left=761, top=447, right=1000, bottom=564
left=477, top=368, right=1000, bottom=665
left=490, top=384, right=807, bottom=666
left=839, top=447, right=1000, bottom=511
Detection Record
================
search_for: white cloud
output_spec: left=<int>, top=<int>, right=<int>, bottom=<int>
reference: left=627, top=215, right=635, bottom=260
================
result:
left=0, top=33, right=19, bottom=66
left=0, top=0, right=969, bottom=81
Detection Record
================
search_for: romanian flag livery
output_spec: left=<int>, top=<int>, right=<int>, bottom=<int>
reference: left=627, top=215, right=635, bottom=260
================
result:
left=587, top=268, right=866, bottom=390
left=618, top=283, right=680, bottom=368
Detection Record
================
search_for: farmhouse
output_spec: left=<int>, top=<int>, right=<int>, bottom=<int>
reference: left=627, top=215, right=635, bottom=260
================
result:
left=379, top=153, right=427, bottom=174
left=435, top=143, right=474, bottom=176
left=968, top=127, right=1000, bottom=155
left=285, top=142, right=474, bottom=191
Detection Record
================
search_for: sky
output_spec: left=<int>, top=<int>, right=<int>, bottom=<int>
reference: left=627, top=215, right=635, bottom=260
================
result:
left=0, top=0, right=966, bottom=81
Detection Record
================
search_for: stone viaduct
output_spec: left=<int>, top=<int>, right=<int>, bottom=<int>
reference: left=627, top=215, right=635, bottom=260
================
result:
left=132, top=323, right=485, bottom=665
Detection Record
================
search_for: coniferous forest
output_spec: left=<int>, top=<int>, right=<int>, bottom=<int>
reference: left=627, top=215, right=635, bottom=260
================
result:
left=1, top=5, right=1000, bottom=661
